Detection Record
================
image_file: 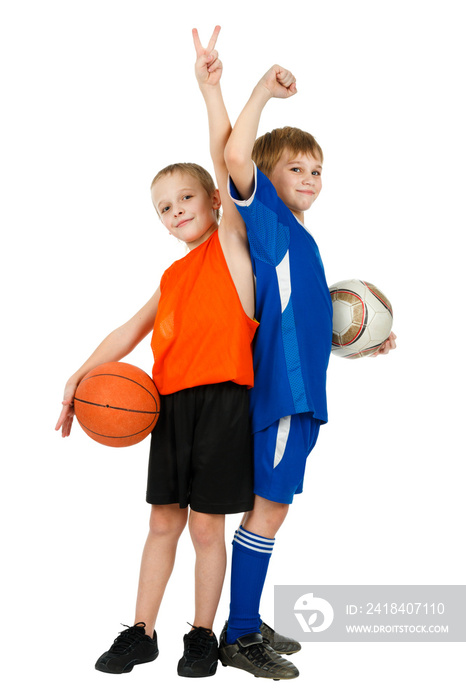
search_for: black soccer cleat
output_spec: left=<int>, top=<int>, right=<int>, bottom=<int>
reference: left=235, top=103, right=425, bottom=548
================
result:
left=177, top=624, right=218, bottom=678
left=259, top=621, right=302, bottom=655
left=95, top=622, right=159, bottom=674
left=218, top=623, right=299, bottom=680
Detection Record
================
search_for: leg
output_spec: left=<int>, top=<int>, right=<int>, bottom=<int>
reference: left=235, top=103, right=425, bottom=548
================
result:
left=95, top=503, right=186, bottom=675
left=134, top=503, right=188, bottom=631
left=228, top=414, right=315, bottom=642
left=220, top=416, right=319, bottom=677
left=240, top=496, right=300, bottom=654
left=226, top=496, right=285, bottom=644
left=242, top=494, right=289, bottom=538
left=219, top=497, right=299, bottom=679
left=176, top=510, right=225, bottom=678
left=188, top=510, right=226, bottom=629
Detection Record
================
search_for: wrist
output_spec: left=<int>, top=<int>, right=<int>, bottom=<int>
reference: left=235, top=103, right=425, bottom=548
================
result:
left=66, top=380, right=79, bottom=395
left=198, top=81, right=221, bottom=95
left=67, top=370, right=84, bottom=388
left=252, top=82, right=272, bottom=105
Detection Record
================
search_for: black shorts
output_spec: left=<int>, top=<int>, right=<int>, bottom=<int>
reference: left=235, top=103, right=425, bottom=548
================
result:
left=146, top=382, right=254, bottom=514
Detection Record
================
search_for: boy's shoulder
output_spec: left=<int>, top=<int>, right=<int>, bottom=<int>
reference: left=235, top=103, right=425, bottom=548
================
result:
left=230, top=163, right=290, bottom=219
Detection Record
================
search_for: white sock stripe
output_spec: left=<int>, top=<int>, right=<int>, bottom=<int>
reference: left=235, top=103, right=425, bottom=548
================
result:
left=233, top=533, right=274, bottom=554
left=234, top=532, right=274, bottom=551
left=238, top=526, right=275, bottom=545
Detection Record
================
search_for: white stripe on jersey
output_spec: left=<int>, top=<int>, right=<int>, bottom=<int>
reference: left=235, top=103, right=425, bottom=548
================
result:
left=273, top=415, right=292, bottom=469
left=275, top=250, right=291, bottom=312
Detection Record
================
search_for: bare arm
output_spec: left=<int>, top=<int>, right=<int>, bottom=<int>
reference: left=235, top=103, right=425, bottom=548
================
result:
left=224, top=65, right=297, bottom=200
left=192, top=26, right=241, bottom=228
left=192, top=26, right=255, bottom=318
left=55, top=287, right=160, bottom=436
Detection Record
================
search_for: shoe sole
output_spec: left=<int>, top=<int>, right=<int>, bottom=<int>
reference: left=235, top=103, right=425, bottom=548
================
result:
left=220, top=661, right=297, bottom=680
left=95, top=650, right=159, bottom=674
left=177, top=660, right=218, bottom=678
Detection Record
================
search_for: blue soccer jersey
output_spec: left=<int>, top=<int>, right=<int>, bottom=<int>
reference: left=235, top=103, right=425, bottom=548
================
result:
left=229, top=165, right=333, bottom=434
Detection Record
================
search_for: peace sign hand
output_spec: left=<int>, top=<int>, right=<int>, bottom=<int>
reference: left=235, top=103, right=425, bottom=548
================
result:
left=192, top=25, right=223, bottom=87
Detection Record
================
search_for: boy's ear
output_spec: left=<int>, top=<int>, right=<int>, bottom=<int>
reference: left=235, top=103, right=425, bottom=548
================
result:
left=212, top=188, right=221, bottom=210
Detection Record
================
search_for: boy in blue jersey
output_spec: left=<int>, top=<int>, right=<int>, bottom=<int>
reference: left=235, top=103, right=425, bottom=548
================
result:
left=219, top=65, right=396, bottom=679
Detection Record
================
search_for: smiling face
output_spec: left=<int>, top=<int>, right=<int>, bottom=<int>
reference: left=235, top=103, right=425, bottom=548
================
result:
left=151, top=171, right=220, bottom=249
left=269, top=149, right=323, bottom=222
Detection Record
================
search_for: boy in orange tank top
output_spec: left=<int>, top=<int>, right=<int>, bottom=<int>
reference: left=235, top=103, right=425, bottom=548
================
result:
left=55, top=27, right=260, bottom=678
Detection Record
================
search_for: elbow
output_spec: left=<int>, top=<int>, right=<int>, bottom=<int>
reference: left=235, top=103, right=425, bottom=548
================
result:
left=224, top=145, right=253, bottom=193
left=224, top=142, right=248, bottom=172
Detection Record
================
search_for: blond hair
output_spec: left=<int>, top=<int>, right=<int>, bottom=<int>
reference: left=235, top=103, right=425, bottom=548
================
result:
left=252, top=126, right=323, bottom=178
left=150, top=162, right=220, bottom=222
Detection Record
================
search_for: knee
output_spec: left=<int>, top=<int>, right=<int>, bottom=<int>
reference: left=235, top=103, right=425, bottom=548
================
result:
left=189, top=513, right=225, bottom=550
left=243, top=500, right=289, bottom=538
left=149, top=505, right=187, bottom=540
left=267, top=503, right=289, bottom=532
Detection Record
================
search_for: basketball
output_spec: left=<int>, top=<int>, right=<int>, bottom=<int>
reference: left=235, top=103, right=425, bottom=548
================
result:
left=74, top=362, right=160, bottom=447
left=329, top=279, right=393, bottom=359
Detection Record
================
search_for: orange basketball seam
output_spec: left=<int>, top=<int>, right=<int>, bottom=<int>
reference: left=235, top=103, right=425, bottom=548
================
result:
left=78, top=373, right=159, bottom=403
left=74, top=397, right=159, bottom=415
left=74, top=362, right=160, bottom=446
left=75, top=415, right=158, bottom=440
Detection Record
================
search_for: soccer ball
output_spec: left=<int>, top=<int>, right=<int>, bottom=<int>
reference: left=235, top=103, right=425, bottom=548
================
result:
left=329, top=279, right=393, bottom=359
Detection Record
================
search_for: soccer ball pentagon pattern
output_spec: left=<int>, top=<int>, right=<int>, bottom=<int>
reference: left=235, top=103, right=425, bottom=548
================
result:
left=329, top=279, right=393, bottom=359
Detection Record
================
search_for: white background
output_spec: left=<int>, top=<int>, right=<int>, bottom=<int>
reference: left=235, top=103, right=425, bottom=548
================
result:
left=1, top=0, right=465, bottom=698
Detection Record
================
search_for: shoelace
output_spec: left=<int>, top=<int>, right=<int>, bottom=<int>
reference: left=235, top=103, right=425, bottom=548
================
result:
left=184, top=624, right=213, bottom=658
left=109, top=623, right=147, bottom=654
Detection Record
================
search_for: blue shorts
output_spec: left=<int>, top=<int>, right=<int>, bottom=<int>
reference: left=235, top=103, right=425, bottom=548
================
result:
left=253, top=413, right=321, bottom=504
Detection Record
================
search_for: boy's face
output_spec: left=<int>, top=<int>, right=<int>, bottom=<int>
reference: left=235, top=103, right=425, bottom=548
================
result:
left=151, top=172, right=220, bottom=249
left=269, top=149, right=322, bottom=222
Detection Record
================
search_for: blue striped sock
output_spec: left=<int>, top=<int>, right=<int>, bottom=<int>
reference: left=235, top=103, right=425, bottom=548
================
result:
left=226, top=526, right=275, bottom=645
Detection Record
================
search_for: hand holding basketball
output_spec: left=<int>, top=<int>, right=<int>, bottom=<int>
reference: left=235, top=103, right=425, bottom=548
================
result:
left=55, top=381, right=78, bottom=437
left=72, top=362, right=160, bottom=447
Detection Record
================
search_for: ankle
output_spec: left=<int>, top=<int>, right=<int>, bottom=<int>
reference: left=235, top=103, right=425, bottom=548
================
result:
left=133, top=621, right=154, bottom=638
left=191, top=622, right=214, bottom=635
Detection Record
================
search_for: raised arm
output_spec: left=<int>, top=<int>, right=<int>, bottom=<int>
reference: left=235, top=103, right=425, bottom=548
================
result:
left=192, top=26, right=239, bottom=226
left=193, top=28, right=227, bottom=168
left=224, top=65, right=297, bottom=200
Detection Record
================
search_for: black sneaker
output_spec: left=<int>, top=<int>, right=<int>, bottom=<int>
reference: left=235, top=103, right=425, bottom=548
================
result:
left=95, top=622, right=159, bottom=674
left=260, top=621, right=301, bottom=655
left=218, top=623, right=299, bottom=680
left=177, top=625, right=218, bottom=677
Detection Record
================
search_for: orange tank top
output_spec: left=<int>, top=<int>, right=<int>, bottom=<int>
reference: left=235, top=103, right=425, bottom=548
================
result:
left=151, top=230, right=258, bottom=395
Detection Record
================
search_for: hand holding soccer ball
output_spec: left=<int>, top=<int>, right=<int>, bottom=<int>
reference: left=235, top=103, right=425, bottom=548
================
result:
left=330, top=279, right=395, bottom=359
left=369, top=331, right=397, bottom=357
